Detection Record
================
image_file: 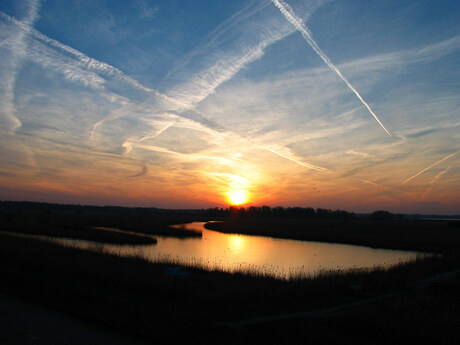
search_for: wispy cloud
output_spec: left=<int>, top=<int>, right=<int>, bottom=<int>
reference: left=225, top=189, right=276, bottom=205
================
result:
left=0, top=10, right=153, bottom=94
left=93, top=0, right=334, bottom=173
left=90, top=97, right=146, bottom=139
left=0, top=0, right=40, bottom=132
left=132, top=142, right=235, bottom=165
left=159, top=1, right=270, bottom=88
left=161, top=0, right=330, bottom=109
left=272, top=0, right=392, bottom=136
left=0, top=11, right=207, bottom=142
left=346, top=150, right=370, bottom=158
left=0, top=0, right=337, bottom=178
left=128, top=163, right=148, bottom=178
left=165, top=25, right=294, bottom=108
left=166, top=44, right=267, bottom=108
left=339, top=34, right=460, bottom=75
left=136, top=0, right=159, bottom=20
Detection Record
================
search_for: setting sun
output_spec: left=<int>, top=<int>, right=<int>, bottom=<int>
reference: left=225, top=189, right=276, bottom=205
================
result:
left=228, top=190, right=248, bottom=205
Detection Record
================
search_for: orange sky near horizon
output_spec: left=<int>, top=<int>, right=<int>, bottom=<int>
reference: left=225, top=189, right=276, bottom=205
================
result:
left=0, top=136, right=458, bottom=213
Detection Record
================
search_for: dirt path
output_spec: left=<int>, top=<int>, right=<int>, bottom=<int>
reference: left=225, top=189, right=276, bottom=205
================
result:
left=0, top=291, right=153, bottom=345
left=221, top=268, right=460, bottom=329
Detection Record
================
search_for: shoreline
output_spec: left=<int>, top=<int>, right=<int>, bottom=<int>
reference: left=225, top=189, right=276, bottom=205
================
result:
left=204, top=218, right=460, bottom=254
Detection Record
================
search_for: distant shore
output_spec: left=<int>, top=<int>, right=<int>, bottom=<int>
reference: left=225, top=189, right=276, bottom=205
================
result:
left=205, top=217, right=460, bottom=254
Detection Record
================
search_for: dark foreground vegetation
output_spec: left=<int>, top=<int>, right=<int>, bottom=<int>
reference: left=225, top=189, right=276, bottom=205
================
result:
left=0, top=201, right=459, bottom=344
left=1, top=232, right=459, bottom=344
left=0, top=201, right=201, bottom=243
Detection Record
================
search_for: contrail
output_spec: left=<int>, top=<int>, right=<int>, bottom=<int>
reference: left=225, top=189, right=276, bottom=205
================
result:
left=271, top=0, right=392, bottom=136
left=359, top=179, right=392, bottom=190
left=3, top=4, right=332, bottom=173
left=420, top=166, right=451, bottom=200
left=0, top=10, right=156, bottom=94
left=402, top=150, right=459, bottom=185
left=139, top=122, right=174, bottom=142
left=264, top=147, right=330, bottom=172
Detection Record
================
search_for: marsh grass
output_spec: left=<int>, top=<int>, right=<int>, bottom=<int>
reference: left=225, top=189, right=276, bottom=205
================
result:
left=0, top=230, right=458, bottom=344
left=1, top=203, right=459, bottom=344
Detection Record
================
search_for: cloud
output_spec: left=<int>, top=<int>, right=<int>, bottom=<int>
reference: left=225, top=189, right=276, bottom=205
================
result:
left=405, top=129, right=436, bottom=139
left=128, top=163, right=148, bottom=178
left=346, top=150, right=370, bottom=158
left=0, top=10, right=172, bottom=99
left=87, top=0, right=337, bottom=174
left=166, top=44, right=267, bottom=108
left=161, top=0, right=327, bottom=110
left=194, top=29, right=460, bottom=181
left=136, top=0, right=159, bottom=19
left=1, top=0, right=341, bottom=178
left=158, top=1, right=270, bottom=88
left=0, top=0, right=40, bottom=132
left=339, top=34, right=460, bottom=75
left=164, top=22, right=294, bottom=108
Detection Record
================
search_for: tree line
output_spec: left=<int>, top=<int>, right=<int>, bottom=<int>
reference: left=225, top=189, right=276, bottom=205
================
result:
left=206, top=206, right=355, bottom=220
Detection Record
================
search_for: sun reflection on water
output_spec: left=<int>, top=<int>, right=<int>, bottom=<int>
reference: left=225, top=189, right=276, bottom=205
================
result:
left=229, top=235, right=244, bottom=254
left=12, top=222, right=428, bottom=280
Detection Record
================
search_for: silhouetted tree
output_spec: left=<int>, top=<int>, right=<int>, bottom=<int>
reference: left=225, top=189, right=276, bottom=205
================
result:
left=370, top=210, right=394, bottom=221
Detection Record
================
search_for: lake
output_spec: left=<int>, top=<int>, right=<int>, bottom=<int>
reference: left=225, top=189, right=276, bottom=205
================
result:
left=51, top=221, right=425, bottom=279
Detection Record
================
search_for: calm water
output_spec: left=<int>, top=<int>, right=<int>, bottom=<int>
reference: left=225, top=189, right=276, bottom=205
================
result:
left=4, top=222, right=426, bottom=279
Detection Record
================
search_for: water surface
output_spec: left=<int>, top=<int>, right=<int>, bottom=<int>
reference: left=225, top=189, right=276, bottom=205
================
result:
left=77, top=222, right=425, bottom=278
left=4, top=222, right=426, bottom=279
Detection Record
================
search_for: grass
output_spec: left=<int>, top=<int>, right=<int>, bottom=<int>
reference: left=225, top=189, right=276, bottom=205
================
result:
left=1, top=228, right=459, bottom=344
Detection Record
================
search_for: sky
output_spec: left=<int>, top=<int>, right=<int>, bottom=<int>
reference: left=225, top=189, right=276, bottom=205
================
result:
left=0, top=0, right=459, bottom=214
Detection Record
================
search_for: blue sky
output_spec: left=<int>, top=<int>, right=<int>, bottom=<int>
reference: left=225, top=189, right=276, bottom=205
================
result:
left=0, top=0, right=459, bottom=213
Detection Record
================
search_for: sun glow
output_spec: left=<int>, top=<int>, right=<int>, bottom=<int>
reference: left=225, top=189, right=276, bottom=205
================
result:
left=228, top=190, right=248, bottom=205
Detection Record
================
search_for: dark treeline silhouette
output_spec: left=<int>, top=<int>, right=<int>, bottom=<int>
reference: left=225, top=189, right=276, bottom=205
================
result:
left=1, top=201, right=354, bottom=220
left=0, top=200, right=202, bottom=241
left=207, top=205, right=355, bottom=220
left=0, top=200, right=167, bottom=214
left=2, top=200, right=456, bottom=224
left=369, top=210, right=401, bottom=221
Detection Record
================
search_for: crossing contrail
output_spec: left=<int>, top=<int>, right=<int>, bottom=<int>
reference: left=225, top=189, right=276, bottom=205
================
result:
left=402, top=150, right=459, bottom=185
left=420, top=166, right=451, bottom=200
left=272, top=0, right=392, bottom=137
left=264, top=147, right=330, bottom=172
